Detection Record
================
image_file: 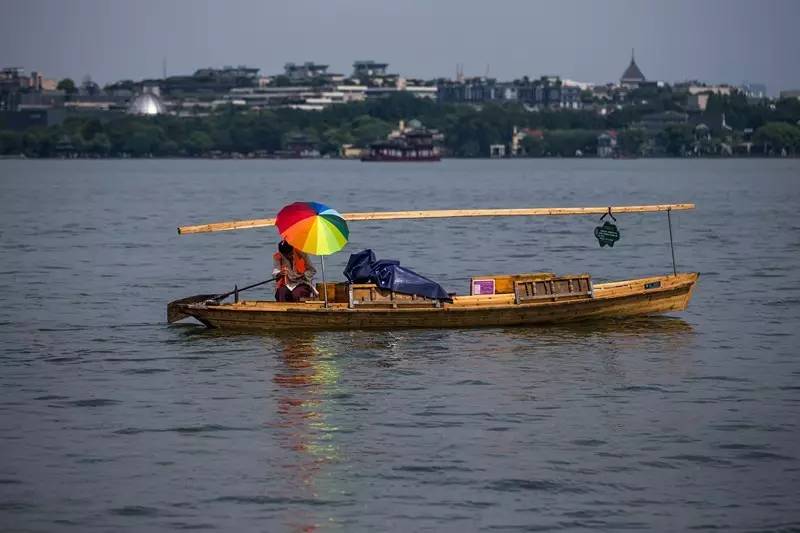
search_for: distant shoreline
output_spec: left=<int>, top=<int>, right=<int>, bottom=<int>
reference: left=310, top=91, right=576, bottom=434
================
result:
left=1, top=155, right=796, bottom=161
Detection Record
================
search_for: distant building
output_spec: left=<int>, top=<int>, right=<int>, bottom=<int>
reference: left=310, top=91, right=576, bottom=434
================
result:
left=620, top=49, right=646, bottom=88
left=17, top=91, right=66, bottom=110
left=677, top=83, right=738, bottom=110
left=596, top=130, right=618, bottom=157
left=687, top=93, right=710, bottom=111
left=64, top=99, right=116, bottom=112
left=227, top=86, right=311, bottom=109
left=352, top=60, right=389, bottom=79
left=40, top=78, right=58, bottom=91
left=278, top=133, right=320, bottom=158
left=0, top=108, right=66, bottom=130
left=0, top=67, right=60, bottom=110
left=511, top=127, right=544, bottom=156
left=340, top=144, right=365, bottom=159
left=562, top=79, right=594, bottom=91
left=489, top=144, right=506, bottom=158
left=128, top=86, right=166, bottom=115
left=362, top=119, right=442, bottom=162
left=104, top=80, right=138, bottom=98
left=365, top=78, right=437, bottom=100
left=335, top=85, right=368, bottom=102
left=290, top=90, right=349, bottom=111
left=1, top=67, right=26, bottom=86
left=694, top=123, right=711, bottom=140
left=437, top=77, right=500, bottom=103
left=514, top=76, right=582, bottom=109
left=674, top=82, right=735, bottom=96
left=284, top=62, right=329, bottom=82
left=194, top=66, right=259, bottom=83
left=27, top=71, right=44, bottom=91
left=79, top=77, right=102, bottom=96
left=779, top=89, right=800, bottom=100
left=591, top=84, right=612, bottom=101
left=159, top=66, right=259, bottom=98
left=1, top=67, right=27, bottom=110
left=740, top=83, right=767, bottom=99
left=401, top=84, right=438, bottom=100
left=225, top=84, right=372, bottom=111
left=500, top=84, right=518, bottom=101
left=438, top=75, right=580, bottom=108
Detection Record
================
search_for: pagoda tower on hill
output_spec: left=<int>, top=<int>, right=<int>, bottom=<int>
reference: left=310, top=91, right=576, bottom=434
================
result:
left=620, top=49, right=646, bottom=87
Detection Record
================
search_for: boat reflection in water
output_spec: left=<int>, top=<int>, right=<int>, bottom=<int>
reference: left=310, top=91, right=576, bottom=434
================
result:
left=501, top=316, right=695, bottom=356
left=268, top=332, right=344, bottom=531
left=502, top=316, right=696, bottom=382
left=505, top=315, right=695, bottom=339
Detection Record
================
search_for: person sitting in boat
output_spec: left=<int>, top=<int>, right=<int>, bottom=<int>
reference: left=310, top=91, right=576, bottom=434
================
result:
left=273, top=240, right=317, bottom=302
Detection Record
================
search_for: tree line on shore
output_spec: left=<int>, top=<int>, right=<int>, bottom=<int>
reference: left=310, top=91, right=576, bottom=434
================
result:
left=2, top=89, right=800, bottom=158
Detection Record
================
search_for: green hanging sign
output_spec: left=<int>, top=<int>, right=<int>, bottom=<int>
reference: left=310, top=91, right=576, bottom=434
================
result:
left=594, top=221, right=620, bottom=247
left=595, top=208, right=621, bottom=247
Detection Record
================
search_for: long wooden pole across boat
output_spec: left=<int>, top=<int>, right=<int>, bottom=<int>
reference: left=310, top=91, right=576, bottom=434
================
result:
left=178, top=203, right=695, bottom=235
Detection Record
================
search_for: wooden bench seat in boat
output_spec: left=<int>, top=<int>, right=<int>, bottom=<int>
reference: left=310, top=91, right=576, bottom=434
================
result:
left=514, top=274, right=593, bottom=304
left=316, top=282, right=442, bottom=308
left=469, top=273, right=556, bottom=295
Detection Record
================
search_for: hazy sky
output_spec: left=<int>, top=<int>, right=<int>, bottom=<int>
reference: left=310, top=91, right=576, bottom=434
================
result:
left=2, top=0, right=798, bottom=93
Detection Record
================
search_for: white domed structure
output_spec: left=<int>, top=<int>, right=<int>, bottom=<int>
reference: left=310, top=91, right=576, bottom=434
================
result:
left=128, top=92, right=166, bottom=115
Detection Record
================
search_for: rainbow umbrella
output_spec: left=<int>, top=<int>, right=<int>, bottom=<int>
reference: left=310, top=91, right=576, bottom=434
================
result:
left=275, top=202, right=349, bottom=306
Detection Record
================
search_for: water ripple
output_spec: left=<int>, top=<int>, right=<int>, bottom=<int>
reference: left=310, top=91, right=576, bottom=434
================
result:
left=1, top=159, right=799, bottom=531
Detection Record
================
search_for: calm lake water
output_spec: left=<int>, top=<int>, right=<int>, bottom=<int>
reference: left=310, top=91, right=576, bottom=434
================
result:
left=0, top=159, right=799, bottom=532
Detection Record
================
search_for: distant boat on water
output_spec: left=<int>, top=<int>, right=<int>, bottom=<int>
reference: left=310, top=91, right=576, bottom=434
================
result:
left=361, top=119, right=442, bottom=162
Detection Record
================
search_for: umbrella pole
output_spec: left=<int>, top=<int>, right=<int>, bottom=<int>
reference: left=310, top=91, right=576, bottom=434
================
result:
left=321, top=256, right=328, bottom=308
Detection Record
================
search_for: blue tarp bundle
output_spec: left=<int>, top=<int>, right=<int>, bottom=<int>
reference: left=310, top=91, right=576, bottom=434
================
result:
left=343, top=249, right=451, bottom=301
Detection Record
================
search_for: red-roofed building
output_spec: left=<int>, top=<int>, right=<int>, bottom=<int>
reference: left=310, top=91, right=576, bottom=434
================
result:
left=597, top=130, right=618, bottom=157
left=511, top=127, right=545, bottom=155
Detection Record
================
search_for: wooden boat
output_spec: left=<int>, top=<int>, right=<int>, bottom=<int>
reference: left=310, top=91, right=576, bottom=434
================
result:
left=169, top=204, right=698, bottom=331
left=360, top=138, right=441, bottom=162
left=361, top=124, right=441, bottom=162
left=170, top=273, right=697, bottom=331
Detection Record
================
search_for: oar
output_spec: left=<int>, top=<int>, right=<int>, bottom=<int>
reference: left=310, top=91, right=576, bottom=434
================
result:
left=167, top=277, right=276, bottom=323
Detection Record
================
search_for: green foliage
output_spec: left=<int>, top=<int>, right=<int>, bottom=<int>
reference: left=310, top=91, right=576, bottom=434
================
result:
left=351, top=115, right=392, bottom=146
left=184, top=131, right=213, bottom=155
left=0, top=130, right=22, bottom=154
left=56, top=78, right=77, bottom=94
left=521, top=135, right=544, bottom=157
left=658, top=124, right=695, bottom=156
left=7, top=90, right=800, bottom=158
left=606, top=107, right=645, bottom=130
left=753, top=122, right=800, bottom=153
left=80, top=119, right=104, bottom=141
left=22, top=128, right=57, bottom=157
left=122, top=125, right=164, bottom=156
left=320, top=127, right=355, bottom=155
left=618, top=128, right=647, bottom=156
left=87, top=133, right=111, bottom=155
left=543, top=130, right=599, bottom=156
left=458, top=140, right=481, bottom=158
left=699, top=92, right=798, bottom=132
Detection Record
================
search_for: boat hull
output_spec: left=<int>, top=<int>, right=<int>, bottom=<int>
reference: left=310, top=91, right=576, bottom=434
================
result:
left=173, top=273, right=698, bottom=332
